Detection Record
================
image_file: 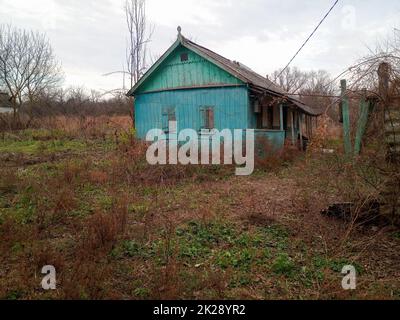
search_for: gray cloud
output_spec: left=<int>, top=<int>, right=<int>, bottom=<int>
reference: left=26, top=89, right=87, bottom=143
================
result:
left=0, top=0, right=399, bottom=92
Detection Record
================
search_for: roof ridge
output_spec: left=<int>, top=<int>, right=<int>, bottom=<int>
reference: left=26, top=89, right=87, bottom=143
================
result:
left=182, top=37, right=286, bottom=94
left=128, top=33, right=323, bottom=116
left=182, top=37, right=322, bottom=115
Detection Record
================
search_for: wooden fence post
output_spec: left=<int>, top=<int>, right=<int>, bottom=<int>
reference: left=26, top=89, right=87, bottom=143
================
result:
left=379, top=62, right=400, bottom=162
left=354, top=90, right=371, bottom=156
left=341, top=79, right=352, bottom=155
left=378, top=62, right=400, bottom=223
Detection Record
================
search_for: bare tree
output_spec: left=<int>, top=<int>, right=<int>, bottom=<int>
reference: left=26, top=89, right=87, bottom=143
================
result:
left=301, top=70, right=335, bottom=94
left=0, top=25, right=63, bottom=122
left=270, top=67, right=335, bottom=115
left=344, top=29, right=400, bottom=92
left=299, top=70, right=336, bottom=117
left=270, top=67, right=308, bottom=94
left=125, top=0, right=153, bottom=88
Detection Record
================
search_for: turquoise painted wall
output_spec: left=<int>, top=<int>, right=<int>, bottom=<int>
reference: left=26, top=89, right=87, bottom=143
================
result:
left=135, top=86, right=249, bottom=139
left=135, top=86, right=287, bottom=151
left=254, top=130, right=286, bottom=152
left=136, top=45, right=243, bottom=94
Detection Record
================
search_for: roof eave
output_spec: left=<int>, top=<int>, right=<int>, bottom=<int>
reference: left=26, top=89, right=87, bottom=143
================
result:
left=249, top=84, right=322, bottom=117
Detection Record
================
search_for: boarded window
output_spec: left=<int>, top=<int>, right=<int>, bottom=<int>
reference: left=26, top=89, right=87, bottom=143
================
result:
left=200, top=107, right=215, bottom=130
left=162, top=107, right=176, bottom=133
left=180, top=53, right=189, bottom=62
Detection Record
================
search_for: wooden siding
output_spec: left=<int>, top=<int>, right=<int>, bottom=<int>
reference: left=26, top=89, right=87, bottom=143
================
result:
left=136, top=45, right=244, bottom=94
left=254, top=130, right=286, bottom=151
left=133, top=44, right=287, bottom=150
left=135, top=86, right=249, bottom=139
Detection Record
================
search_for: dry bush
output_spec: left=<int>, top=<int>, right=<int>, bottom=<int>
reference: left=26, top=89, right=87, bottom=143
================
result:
left=88, top=170, right=109, bottom=185
left=30, top=244, right=65, bottom=277
left=62, top=260, right=110, bottom=300
left=150, top=258, right=183, bottom=300
left=51, top=187, right=77, bottom=217
left=0, top=216, right=31, bottom=253
left=308, top=114, right=341, bottom=152
left=109, top=139, right=236, bottom=187
left=0, top=112, right=37, bottom=132
left=35, top=115, right=132, bottom=139
left=82, top=195, right=128, bottom=255
left=85, top=212, right=125, bottom=252
left=0, top=169, right=18, bottom=194
left=255, top=137, right=302, bottom=171
left=148, top=223, right=183, bottom=300
left=62, top=160, right=90, bottom=184
left=0, top=114, right=133, bottom=140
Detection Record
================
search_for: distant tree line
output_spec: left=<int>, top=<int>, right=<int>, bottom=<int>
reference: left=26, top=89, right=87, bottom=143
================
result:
left=269, top=67, right=338, bottom=120
left=0, top=24, right=131, bottom=130
left=0, top=25, right=62, bottom=119
left=27, top=87, right=131, bottom=118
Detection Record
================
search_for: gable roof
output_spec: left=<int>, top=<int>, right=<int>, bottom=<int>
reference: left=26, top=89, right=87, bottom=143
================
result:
left=127, top=34, right=322, bottom=116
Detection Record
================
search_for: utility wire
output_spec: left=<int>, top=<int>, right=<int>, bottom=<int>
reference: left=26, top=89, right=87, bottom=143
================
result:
left=271, top=0, right=340, bottom=89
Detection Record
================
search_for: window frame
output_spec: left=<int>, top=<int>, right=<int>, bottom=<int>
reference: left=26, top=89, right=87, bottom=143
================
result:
left=162, top=107, right=176, bottom=134
left=200, top=106, right=215, bottom=131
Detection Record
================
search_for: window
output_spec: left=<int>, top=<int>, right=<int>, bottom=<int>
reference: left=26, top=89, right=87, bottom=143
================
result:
left=162, top=107, right=176, bottom=133
left=180, top=53, right=189, bottom=62
left=200, top=107, right=215, bottom=130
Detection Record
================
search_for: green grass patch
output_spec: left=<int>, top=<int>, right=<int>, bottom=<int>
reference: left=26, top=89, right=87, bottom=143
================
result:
left=313, top=255, right=363, bottom=274
left=0, top=139, right=86, bottom=155
left=271, top=253, right=296, bottom=275
left=3, top=186, right=37, bottom=224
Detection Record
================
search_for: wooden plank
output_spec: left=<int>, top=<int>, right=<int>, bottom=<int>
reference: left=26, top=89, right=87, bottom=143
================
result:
left=280, top=104, right=284, bottom=131
left=299, top=113, right=303, bottom=150
left=385, top=110, right=400, bottom=121
left=385, top=135, right=400, bottom=145
left=341, top=80, right=352, bottom=155
left=291, top=110, right=295, bottom=146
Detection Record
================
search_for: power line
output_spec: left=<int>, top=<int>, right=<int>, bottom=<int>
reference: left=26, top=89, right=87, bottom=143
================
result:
left=271, top=0, right=340, bottom=87
left=291, top=55, right=391, bottom=105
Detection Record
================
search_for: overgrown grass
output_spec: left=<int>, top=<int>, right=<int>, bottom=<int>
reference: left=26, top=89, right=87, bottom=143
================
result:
left=0, top=122, right=399, bottom=300
left=0, top=139, right=87, bottom=155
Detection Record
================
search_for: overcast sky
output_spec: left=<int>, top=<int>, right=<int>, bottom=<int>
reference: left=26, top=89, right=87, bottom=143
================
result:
left=1, top=0, right=399, bottom=95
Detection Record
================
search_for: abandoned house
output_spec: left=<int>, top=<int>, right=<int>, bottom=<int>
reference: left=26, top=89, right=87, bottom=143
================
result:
left=0, top=91, right=12, bottom=114
left=127, top=28, right=322, bottom=150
